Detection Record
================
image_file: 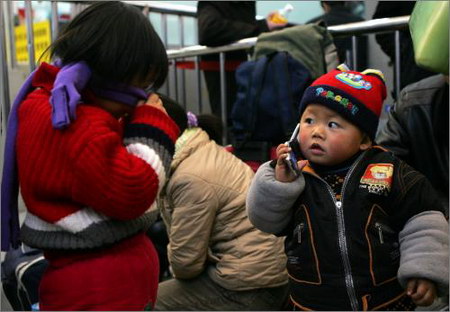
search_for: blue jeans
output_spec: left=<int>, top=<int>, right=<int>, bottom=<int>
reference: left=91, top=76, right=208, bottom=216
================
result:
left=155, top=270, right=289, bottom=311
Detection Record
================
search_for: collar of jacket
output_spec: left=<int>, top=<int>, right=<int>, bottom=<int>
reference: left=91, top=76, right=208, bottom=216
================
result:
left=302, top=145, right=388, bottom=177
left=158, top=128, right=207, bottom=201
left=171, top=128, right=210, bottom=172
left=158, top=128, right=210, bottom=200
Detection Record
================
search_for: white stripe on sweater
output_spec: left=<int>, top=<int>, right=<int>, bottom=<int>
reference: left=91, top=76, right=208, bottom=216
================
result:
left=23, top=204, right=158, bottom=234
left=126, top=142, right=166, bottom=191
left=23, top=209, right=108, bottom=233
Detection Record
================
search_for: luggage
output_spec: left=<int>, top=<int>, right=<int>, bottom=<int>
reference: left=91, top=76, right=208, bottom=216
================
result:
left=1, top=245, right=48, bottom=311
left=231, top=23, right=338, bottom=146
left=231, top=51, right=311, bottom=144
left=409, top=1, right=449, bottom=74
left=253, top=23, right=338, bottom=80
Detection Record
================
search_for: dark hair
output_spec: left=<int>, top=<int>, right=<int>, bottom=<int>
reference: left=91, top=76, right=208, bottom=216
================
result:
left=321, top=1, right=346, bottom=7
left=197, top=115, right=223, bottom=145
left=158, top=94, right=188, bottom=134
left=159, top=94, right=224, bottom=144
left=50, top=2, right=168, bottom=89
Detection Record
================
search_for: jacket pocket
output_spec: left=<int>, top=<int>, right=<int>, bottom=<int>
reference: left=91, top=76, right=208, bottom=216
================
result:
left=285, top=205, right=321, bottom=285
left=365, top=205, right=400, bottom=286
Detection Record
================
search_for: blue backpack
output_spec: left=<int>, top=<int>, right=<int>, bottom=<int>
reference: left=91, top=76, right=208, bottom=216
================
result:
left=231, top=51, right=311, bottom=144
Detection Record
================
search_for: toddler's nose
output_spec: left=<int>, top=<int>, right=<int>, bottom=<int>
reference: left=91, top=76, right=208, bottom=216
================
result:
left=311, top=125, right=325, bottom=139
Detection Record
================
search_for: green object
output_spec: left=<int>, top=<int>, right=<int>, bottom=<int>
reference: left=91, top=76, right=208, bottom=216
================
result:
left=409, top=1, right=449, bottom=75
left=253, top=23, right=338, bottom=79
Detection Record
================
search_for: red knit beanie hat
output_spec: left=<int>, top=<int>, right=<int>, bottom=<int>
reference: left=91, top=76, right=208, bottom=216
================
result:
left=299, top=64, right=387, bottom=140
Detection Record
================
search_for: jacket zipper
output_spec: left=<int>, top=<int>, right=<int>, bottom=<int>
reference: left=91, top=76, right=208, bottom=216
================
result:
left=338, top=152, right=367, bottom=311
left=335, top=199, right=359, bottom=311
left=375, top=222, right=384, bottom=244
left=304, top=151, right=367, bottom=310
left=296, top=222, right=305, bottom=243
left=374, top=222, right=395, bottom=244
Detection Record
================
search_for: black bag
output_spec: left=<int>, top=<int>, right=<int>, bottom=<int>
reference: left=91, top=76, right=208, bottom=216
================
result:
left=1, top=245, right=48, bottom=311
left=231, top=51, right=311, bottom=145
left=231, top=23, right=339, bottom=147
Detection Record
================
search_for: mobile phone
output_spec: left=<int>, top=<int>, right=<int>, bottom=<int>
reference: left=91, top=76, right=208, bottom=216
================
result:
left=284, top=124, right=300, bottom=176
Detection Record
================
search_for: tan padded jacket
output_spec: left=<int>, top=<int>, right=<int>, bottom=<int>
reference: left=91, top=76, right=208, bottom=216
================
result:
left=159, top=128, right=287, bottom=291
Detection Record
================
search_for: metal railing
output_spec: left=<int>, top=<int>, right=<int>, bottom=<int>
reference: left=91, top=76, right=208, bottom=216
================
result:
left=1, top=1, right=10, bottom=131
left=6, top=0, right=196, bottom=71
left=0, top=0, right=410, bottom=144
left=123, top=1, right=196, bottom=17
left=166, top=16, right=410, bottom=143
left=0, top=0, right=197, bottom=132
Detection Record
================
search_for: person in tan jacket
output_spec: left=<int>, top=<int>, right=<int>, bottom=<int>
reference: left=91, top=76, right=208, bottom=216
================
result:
left=155, top=96, right=288, bottom=311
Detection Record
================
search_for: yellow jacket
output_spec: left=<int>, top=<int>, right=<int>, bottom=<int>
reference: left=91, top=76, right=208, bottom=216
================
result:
left=159, top=128, right=287, bottom=290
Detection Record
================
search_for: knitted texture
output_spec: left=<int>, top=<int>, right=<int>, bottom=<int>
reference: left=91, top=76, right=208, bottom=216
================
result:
left=1, top=62, right=153, bottom=251
left=299, top=66, right=387, bottom=140
left=16, top=64, right=179, bottom=250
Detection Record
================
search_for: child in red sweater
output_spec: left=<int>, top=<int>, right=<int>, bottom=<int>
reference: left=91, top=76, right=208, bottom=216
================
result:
left=1, top=2, right=179, bottom=310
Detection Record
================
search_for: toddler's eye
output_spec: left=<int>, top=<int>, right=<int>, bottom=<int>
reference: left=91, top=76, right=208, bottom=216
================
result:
left=328, top=121, right=340, bottom=129
left=304, top=118, right=314, bottom=124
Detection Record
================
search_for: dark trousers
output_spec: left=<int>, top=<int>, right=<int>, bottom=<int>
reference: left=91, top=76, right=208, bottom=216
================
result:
left=203, top=70, right=238, bottom=124
left=155, top=270, right=290, bottom=311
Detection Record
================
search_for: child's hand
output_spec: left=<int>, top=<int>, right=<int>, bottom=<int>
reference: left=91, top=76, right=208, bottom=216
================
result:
left=138, top=93, right=167, bottom=114
left=275, top=143, right=308, bottom=182
left=406, top=278, right=437, bottom=306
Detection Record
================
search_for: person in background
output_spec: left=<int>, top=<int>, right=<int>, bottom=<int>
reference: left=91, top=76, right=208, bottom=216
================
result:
left=145, top=101, right=225, bottom=283
left=195, top=114, right=224, bottom=145
left=375, top=0, right=449, bottom=225
left=197, top=1, right=287, bottom=126
left=372, top=1, right=434, bottom=94
left=1, top=2, right=179, bottom=310
left=376, top=75, right=449, bottom=218
left=306, top=1, right=367, bottom=71
left=247, top=66, right=448, bottom=310
left=154, top=96, right=289, bottom=311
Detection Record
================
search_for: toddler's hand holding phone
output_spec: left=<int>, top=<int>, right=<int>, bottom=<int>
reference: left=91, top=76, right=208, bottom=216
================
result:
left=275, top=124, right=307, bottom=182
left=275, top=143, right=307, bottom=182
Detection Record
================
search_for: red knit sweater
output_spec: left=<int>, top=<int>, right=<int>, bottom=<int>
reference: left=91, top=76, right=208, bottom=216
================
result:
left=17, top=63, right=179, bottom=250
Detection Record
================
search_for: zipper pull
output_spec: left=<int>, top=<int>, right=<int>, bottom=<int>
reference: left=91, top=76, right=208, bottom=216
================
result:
left=297, top=223, right=304, bottom=244
left=375, top=222, right=384, bottom=244
left=336, top=201, right=342, bottom=209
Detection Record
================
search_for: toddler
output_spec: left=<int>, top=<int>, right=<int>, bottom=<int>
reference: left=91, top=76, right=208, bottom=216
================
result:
left=247, top=65, right=448, bottom=310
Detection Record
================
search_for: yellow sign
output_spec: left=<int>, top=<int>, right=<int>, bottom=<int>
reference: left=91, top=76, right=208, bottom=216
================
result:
left=15, top=20, right=51, bottom=64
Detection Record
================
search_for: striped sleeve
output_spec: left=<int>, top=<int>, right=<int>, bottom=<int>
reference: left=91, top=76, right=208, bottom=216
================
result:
left=71, top=106, right=179, bottom=221
left=124, top=105, right=179, bottom=189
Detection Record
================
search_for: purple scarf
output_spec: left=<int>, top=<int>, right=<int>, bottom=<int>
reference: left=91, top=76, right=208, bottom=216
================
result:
left=1, top=61, right=148, bottom=251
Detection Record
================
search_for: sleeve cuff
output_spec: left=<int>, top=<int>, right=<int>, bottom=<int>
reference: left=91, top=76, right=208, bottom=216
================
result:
left=247, top=161, right=305, bottom=234
left=130, top=105, right=179, bottom=143
left=398, top=211, right=449, bottom=296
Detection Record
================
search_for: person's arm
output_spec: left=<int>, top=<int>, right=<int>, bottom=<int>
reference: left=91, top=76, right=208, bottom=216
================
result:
left=247, top=161, right=305, bottom=234
left=197, top=2, right=269, bottom=47
left=71, top=105, right=178, bottom=220
left=166, top=174, right=218, bottom=279
left=398, top=210, right=449, bottom=298
left=387, top=159, right=449, bottom=298
left=372, top=2, right=415, bottom=61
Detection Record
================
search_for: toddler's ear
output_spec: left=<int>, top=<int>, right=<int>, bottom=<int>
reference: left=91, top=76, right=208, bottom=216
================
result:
left=360, top=134, right=373, bottom=151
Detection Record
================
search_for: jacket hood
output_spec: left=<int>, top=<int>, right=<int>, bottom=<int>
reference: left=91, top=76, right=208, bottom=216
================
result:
left=171, top=128, right=210, bottom=172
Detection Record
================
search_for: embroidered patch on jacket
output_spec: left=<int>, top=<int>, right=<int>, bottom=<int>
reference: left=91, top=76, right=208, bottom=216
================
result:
left=315, top=87, right=359, bottom=115
left=359, top=163, right=393, bottom=195
left=335, top=72, right=373, bottom=90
